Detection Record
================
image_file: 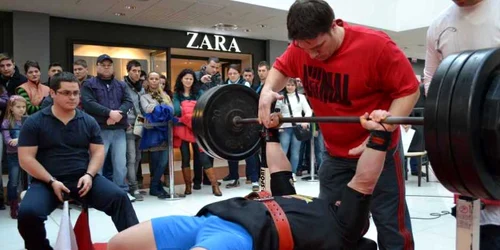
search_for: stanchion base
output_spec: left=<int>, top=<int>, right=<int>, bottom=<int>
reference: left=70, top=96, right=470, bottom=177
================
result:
left=163, top=193, right=186, bottom=201
left=301, top=175, right=319, bottom=182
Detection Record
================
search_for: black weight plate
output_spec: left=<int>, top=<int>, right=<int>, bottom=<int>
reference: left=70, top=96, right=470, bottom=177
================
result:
left=425, top=52, right=458, bottom=194
left=195, top=84, right=262, bottom=160
left=450, top=47, right=500, bottom=200
left=192, top=86, right=221, bottom=159
left=482, top=73, right=500, bottom=177
left=437, top=50, right=477, bottom=197
left=425, top=51, right=474, bottom=197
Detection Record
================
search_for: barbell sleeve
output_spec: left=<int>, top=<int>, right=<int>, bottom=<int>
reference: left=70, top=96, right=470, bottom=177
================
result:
left=234, top=116, right=424, bottom=125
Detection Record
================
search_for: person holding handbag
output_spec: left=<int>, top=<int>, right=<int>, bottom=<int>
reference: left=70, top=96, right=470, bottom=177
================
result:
left=275, top=78, right=312, bottom=181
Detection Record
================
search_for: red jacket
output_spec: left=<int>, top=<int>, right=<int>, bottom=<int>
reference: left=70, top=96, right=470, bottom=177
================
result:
left=173, top=100, right=197, bottom=148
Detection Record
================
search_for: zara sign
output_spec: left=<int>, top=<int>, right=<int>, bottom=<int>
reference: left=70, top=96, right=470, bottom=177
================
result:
left=186, top=32, right=241, bottom=53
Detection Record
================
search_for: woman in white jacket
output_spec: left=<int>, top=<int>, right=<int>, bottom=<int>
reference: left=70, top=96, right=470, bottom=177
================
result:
left=276, top=78, right=312, bottom=180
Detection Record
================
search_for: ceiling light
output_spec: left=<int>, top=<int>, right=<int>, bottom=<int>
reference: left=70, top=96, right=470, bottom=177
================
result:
left=258, top=24, right=267, bottom=28
left=243, top=29, right=251, bottom=32
left=213, top=23, right=238, bottom=31
left=114, top=12, right=126, bottom=16
left=125, top=5, right=136, bottom=10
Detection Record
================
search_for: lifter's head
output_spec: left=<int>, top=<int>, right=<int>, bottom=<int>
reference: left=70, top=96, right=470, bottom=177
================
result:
left=287, top=0, right=341, bottom=61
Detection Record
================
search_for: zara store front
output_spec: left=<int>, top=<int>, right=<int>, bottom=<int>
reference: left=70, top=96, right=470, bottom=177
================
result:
left=49, top=17, right=267, bottom=87
left=48, top=16, right=268, bottom=180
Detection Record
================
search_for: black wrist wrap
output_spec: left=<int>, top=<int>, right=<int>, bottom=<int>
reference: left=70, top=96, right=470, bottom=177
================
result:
left=262, top=128, right=280, bottom=143
left=366, top=130, right=392, bottom=151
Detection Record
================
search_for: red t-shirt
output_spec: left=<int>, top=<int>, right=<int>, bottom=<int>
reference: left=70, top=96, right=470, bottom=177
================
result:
left=274, top=20, right=419, bottom=158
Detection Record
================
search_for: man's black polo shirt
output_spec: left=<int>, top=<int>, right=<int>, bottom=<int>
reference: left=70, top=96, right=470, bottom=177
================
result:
left=18, top=107, right=103, bottom=181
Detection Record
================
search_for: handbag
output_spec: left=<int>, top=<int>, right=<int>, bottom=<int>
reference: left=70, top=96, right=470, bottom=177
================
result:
left=285, top=94, right=312, bottom=142
left=133, top=114, right=145, bottom=137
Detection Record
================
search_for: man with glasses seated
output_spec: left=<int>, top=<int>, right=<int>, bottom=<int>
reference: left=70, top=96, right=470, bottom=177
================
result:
left=17, top=72, right=138, bottom=250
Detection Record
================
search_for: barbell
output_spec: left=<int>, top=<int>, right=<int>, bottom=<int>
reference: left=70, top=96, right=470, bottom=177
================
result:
left=191, top=47, right=500, bottom=200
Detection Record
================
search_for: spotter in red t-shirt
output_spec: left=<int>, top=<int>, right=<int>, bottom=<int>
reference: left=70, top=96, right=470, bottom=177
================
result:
left=273, top=19, right=419, bottom=159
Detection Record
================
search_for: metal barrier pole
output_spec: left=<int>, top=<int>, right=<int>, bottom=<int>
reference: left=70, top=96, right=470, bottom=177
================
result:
left=166, top=120, right=184, bottom=200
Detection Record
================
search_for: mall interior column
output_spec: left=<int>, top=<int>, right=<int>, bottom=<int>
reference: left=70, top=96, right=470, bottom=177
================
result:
left=13, top=11, right=50, bottom=83
left=266, top=40, right=289, bottom=65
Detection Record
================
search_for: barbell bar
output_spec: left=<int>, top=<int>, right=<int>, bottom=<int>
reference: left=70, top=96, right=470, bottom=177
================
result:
left=233, top=116, right=425, bottom=126
left=191, top=47, right=500, bottom=201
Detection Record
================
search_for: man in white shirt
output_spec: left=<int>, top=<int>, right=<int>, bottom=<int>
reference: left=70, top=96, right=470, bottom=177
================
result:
left=424, top=0, right=500, bottom=248
left=423, top=0, right=500, bottom=95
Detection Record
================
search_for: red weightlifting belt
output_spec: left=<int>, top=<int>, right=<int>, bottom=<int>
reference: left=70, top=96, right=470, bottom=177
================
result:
left=245, top=190, right=295, bottom=250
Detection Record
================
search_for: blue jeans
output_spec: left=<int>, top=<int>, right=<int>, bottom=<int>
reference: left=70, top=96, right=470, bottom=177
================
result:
left=409, top=157, right=419, bottom=173
left=228, top=153, right=259, bottom=182
left=314, top=131, right=325, bottom=169
left=150, top=150, right=168, bottom=194
left=100, top=129, right=128, bottom=192
left=280, top=127, right=302, bottom=174
left=17, top=176, right=139, bottom=249
left=7, top=153, right=20, bottom=202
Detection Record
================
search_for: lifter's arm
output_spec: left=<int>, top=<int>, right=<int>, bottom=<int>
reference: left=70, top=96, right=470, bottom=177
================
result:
left=258, top=68, right=289, bottom=127
left=262, top=113, right=297, bottom=195
left=347, top=111, right=392, bottom=194
left=266, top=142, right=291, bottom=173
left=265, top=112, right=291, bottom=173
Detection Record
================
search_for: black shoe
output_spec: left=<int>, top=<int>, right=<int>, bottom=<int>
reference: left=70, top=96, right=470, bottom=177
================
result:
left=0, top=202, right=5, bottom=210
left=157, top=192, right=171, bottom=199
left=226, top=180, right=240, bottom=189
left=193, top=183, right=202, bottom=190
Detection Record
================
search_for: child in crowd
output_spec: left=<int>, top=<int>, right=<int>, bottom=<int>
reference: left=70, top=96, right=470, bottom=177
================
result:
left=2, top=95, right=27, bottom=219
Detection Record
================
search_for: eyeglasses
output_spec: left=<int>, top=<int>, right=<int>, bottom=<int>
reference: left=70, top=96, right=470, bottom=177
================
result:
left=57, top=90, right=80, bottom=97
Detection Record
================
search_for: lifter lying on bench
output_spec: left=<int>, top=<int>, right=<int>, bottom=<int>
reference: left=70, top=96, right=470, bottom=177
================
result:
left=108, top=110, right=391, bottom=250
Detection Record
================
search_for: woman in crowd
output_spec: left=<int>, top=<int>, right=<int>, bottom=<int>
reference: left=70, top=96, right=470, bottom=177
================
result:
left=222, top=64, right=258, bottom=190
left=276, top=78, right=313, bottom=181
left=173, top=68, right=221, bottom=196
left=1, top=95, right=26, bottom=218
left=140, top=71, right=173, bottom=199
left=224, top=64, right=251, bottom=87
left=173, top=69, right=203, bottom=195
left=16, top=60, right=50, bottom=115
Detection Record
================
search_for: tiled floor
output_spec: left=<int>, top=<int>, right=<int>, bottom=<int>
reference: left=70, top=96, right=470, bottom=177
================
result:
left=0, top=169, right=457, bottom=250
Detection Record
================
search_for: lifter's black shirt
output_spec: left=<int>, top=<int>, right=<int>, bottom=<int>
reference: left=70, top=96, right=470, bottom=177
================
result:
left=196, top=194, right=341, bottom=250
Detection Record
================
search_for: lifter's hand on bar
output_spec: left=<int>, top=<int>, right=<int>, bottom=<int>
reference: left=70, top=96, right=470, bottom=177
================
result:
left=258, top=89, right=284, bottom=127
left=267, top=112, right=282, bottom=128
left=360, top=110, right=393, bottom=131
left=349, top=110, right=392, bottom=156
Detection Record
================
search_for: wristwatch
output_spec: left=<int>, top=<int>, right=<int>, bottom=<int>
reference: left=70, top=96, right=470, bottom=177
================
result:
left=48, top=176, right=56, bottom=186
